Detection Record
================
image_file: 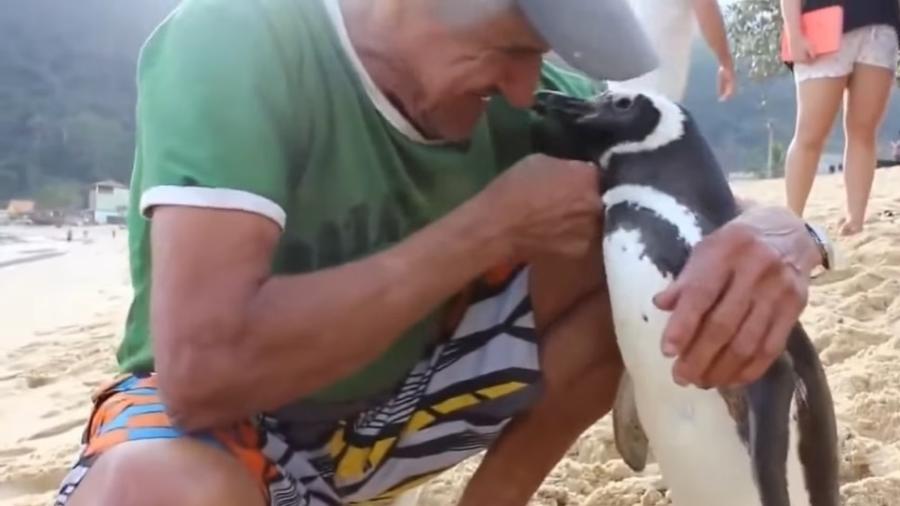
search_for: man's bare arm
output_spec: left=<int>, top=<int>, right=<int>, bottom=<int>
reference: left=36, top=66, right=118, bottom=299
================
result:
left=152, top=196, right=508, bottom=430
left=150, top=155, right=601, bottom=431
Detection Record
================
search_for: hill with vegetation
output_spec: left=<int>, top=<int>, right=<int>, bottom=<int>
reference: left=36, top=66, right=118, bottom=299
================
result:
left=0, top=0, right=178, bottom=206
left=2, top=0, right=899, bottom=206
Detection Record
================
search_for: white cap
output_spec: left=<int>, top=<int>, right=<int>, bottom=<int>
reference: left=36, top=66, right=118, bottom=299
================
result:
left=517, top=0, right=659, bottom=81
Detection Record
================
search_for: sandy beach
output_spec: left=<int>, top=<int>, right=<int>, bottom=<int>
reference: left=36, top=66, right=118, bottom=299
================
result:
left=1, top=170, right=898, bottom=505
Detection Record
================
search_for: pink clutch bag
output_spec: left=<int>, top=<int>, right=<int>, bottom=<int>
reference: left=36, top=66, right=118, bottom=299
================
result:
left=780, top=5, right=844, bottom=62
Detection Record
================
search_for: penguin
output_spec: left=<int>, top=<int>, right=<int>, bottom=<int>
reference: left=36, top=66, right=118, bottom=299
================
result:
left=531, top=89, right=840, bottom=506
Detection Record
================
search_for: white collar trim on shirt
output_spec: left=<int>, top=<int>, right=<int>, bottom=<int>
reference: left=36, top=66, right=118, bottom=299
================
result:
left=322, top=0, right=447, bottom=145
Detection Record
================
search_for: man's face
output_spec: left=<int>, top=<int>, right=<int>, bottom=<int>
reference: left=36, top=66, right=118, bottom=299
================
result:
left=404, top=7, right=549, bottom=142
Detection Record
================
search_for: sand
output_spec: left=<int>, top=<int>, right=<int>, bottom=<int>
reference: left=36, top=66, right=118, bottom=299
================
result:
left=0, top=225, right=128, bottom=505
left=0, top=169, right=898, bottom=506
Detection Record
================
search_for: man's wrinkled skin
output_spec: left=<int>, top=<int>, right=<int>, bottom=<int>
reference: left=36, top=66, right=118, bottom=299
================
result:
left=657, top=208, right=817, bottom=390
left=67, top=0, right=823, bottom=505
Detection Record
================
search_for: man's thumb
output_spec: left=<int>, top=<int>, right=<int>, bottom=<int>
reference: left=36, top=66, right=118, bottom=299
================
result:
left=653, top=284, right=679, bottom=311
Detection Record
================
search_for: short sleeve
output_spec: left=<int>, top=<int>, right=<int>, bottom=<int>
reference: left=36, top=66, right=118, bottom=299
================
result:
left=134, top=0, right=300, bottom=229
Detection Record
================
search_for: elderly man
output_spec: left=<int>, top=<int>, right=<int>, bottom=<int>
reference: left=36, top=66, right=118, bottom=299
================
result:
left=56, top=0, right=829, bottom=505
left=609, top=0, right=737, bottom=102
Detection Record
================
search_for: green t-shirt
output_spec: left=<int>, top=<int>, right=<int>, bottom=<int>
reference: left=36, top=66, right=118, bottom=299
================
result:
left=119, top=0, right=600, bottom=404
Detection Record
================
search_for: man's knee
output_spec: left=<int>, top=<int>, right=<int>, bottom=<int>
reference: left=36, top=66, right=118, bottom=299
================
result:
left=529, top=238, right=605, bottom=332
left=539, top=289, right=622, bottom=395
left=67, top=439, right=265, bottom=506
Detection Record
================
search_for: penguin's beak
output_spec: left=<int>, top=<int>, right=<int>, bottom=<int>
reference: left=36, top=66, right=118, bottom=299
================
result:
left=532, top=91, right=595, bottom=120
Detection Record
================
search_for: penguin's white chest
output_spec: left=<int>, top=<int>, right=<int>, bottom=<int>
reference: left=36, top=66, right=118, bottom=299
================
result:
left=603, top=226, right=764, bottom=506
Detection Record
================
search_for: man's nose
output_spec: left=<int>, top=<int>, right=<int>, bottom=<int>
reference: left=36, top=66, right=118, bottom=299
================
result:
left=499, top=58, right=543, bottom=109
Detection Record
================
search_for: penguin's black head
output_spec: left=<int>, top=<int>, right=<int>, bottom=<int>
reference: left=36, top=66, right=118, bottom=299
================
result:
left=532, top=89, right=687, bottom=170
left=533, top=89, right=738, bottom=224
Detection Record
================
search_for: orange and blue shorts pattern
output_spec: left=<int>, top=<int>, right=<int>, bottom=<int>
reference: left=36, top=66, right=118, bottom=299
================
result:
left=55, top=266, right=543, bottom=506
left=55, top=373, right=279, bottom=504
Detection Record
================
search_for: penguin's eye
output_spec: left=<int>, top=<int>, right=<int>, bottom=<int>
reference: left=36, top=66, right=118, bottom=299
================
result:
left=614, top=97, right=634, bottom=111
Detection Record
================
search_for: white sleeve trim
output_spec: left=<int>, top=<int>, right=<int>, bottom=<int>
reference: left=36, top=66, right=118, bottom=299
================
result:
left=140, top=185, right=287, bottom=229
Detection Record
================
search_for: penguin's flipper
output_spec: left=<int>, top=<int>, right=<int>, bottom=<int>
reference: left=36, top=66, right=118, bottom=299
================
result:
left=745, top=353, right=795, bottom=506
left=612, top=370, right=649, bottom=471
left=785, top=326, right=841, bottom=506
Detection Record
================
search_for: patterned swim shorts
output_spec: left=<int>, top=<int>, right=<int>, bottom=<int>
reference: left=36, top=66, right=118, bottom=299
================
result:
left=55, top=266, right=542, bottom=505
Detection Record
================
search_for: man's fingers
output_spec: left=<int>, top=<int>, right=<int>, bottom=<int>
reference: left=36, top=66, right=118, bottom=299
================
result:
left=661, top=286, right=713, bottom=362
left=701, top=301, right=764, bottom=387
left=653, top=286, right=679, bottom=313
left=660, top=246, right=730, bottom=359
left=736, top=284, right=803, bottom=384
left=692, top=290, right=755, bottom=388
left=671, top=278, right=752, bottom=387
left=662, top=272, right=730, bottom=378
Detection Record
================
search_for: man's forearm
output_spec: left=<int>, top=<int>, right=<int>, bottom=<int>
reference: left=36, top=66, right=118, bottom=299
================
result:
left=692, top=0, right=733, bottom=68
left=165, top=197, right=514, bottom=429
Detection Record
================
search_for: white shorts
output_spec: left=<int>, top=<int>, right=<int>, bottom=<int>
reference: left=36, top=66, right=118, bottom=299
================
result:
left=794, top=24, right=899, bottom=82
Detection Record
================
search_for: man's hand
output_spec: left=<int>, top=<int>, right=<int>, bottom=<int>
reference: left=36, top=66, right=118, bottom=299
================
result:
left=480, top=153, right=603, bottom=261
left=653, top=206, right=822, bottom=388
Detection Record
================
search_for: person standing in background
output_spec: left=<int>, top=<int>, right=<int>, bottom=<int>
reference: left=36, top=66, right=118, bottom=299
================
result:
left=782, top=0, right=900, bottom=235
left=890, top=129, right=900, bottom=163
left=608, top=0, right=737, bottom=102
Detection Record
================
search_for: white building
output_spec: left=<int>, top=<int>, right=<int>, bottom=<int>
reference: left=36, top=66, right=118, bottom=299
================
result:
left=88, top=180, right=129, bottom=224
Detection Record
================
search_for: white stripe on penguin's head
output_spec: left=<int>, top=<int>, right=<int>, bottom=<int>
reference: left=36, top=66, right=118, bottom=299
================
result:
left=598, top=89, right=687, bottom=168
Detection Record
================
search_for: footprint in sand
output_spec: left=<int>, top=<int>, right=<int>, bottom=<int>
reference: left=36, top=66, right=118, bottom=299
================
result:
left=0, top=467, right=69, bottom=501
left=0, top=446, right=34, bottom=458
left=837, top=272, right=886, bottom=297
left=75, top=322, right=108, bottom=335
left=838, top=293, right=894, bottom=322
left=24, top=374, right=57, bottom=389
left=47, top=325, right=80, bottom=335
left=880, top=249, right=900, bottom=266
left=820, top=327, right=892, bottom=365
left=26, top=418, right=86, bottom=442
left=811, top=266, right=860, bottom=286
left=40, top=409, right=61, bottom=419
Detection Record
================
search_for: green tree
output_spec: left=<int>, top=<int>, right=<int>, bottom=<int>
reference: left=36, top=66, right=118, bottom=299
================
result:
left=62, top=112, right=134, bottom=183
left=770, top=141, right=786, bottom=177
left=725, top=0, right=787, bottom=82
left=34, top=179, right=84, bottom=210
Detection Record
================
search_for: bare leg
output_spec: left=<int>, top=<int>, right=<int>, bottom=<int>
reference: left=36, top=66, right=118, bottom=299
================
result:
left=840, top=63, right=894, bottom=235
left=784, top=75, right=847, bottom=217
left=68, top=439, right=265, bottom=506
left=459, top=238, right=622, bottom=506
